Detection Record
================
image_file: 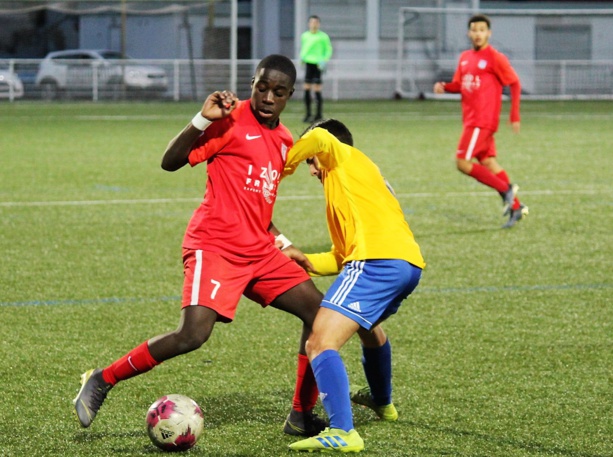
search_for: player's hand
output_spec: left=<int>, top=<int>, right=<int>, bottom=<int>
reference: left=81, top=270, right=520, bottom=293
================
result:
left=511, top=121, right=520, bottom=134
left=200, top=90, right=238, bottom=121
left=433, top=82, right=445, bottom=94
left=318, top=61, right=327, bottom=73
left=279, top=245, right=319, bottom=275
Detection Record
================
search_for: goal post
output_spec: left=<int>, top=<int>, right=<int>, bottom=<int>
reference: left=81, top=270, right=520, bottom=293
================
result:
left=395, top=6, right=613, bottom=100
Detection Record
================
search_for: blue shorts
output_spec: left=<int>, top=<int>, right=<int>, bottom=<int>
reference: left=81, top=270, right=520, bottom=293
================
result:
left=321, top=259, right=422, bottom=330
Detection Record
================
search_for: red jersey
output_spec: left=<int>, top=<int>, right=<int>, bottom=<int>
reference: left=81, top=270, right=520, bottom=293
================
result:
left=446, top=45, right=520, bottom=132
left=184, top=100, right=293, bottom=260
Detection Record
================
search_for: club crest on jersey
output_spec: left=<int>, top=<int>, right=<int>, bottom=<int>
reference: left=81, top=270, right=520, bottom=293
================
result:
left=478, top=59, right=488, bottom=69
left=244, top=161, right=279, bottom=204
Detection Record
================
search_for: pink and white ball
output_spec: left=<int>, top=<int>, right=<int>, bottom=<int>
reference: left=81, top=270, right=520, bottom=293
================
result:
left=146, top=394, right=204, bottom=452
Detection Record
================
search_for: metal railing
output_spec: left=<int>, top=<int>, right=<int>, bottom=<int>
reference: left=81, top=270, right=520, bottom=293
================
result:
left=2, top=58, right=613, bottom=103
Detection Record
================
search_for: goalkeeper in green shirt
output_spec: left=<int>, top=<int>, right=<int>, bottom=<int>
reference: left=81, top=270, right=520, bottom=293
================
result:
left=300, top=15, right=333, bottom=123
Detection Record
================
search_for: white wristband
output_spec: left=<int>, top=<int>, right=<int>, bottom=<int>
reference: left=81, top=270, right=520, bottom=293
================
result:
left=191, top=112, right=212, bottom=131
left=275, top=234, right=293, bottom=250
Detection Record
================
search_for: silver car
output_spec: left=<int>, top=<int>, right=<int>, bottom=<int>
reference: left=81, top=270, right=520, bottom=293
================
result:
left=35, top=49, right=168, bottom=100
left=0, top=70, right=24, bottom=99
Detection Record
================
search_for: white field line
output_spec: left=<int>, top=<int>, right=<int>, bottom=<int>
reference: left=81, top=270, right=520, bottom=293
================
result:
left=317, top=112, right=613, bottom=121
left=75, top=115, right=187, bottom=121
left=10, top=111, right=609, bottom=122
left=69, top=111, right=613, bottom=120
left=0, top=188, right=609, bottom=208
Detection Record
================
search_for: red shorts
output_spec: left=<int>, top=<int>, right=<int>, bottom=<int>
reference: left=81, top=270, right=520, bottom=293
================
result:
left=181, top=248, right=310, bottom=322
left=456, top=127, right=497, bottom=161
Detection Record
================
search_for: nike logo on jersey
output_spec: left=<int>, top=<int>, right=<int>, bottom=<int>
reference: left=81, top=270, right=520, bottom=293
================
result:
left=246, top=133, right=261, bottom=140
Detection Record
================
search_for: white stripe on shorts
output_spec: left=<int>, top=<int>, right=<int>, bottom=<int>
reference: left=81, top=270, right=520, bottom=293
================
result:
left=330, top=260, right=364, bottom=305
left=465, top=127, right=480, bottom=160
left=190, top=249, right=203, bottom=306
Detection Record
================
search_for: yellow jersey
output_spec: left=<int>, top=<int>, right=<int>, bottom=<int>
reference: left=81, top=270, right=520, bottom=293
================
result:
left=282, top=127, right=425, bottom=275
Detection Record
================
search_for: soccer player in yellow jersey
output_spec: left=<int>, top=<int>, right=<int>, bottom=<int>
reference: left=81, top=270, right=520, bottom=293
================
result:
left=280, top=119, right=425, bottom=452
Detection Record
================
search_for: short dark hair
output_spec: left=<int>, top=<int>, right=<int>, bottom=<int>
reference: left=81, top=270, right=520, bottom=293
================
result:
left=309, top=15, right=320, bottom=21
left=255, top=54, right=297, bottom=86
left=302, top=118, right=354, bottom=146
left=468, top=14, right=490, bottom=29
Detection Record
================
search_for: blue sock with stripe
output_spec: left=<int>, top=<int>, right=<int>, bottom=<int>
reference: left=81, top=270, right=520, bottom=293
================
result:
left=311, top=349, right=354, bottom=432
left=361, top=338, right=392, bottom=405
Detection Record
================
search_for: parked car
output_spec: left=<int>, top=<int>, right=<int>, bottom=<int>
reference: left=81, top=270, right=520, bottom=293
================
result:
left=0, top=70, right=25, bottom=99
left=35, top=49, right=169, bottom=100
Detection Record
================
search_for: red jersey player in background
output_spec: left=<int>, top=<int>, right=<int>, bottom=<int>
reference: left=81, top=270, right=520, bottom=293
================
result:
left=434, top=14, right=528, bottom=228
left=73, top=54, right=327, bottom=439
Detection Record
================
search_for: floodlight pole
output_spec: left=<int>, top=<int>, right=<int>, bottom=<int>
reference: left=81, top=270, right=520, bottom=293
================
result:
left=230, top=0, right=237, bottom=93
left=121, top=0, right=126, bottom=57
left=120, top=0, right=127, bottom=97
left=183, top=12, right=197, bottom=101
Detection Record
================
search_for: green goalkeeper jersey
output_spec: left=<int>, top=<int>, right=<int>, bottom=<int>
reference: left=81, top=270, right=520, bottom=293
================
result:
left=300, top=30, right=333, bottom=65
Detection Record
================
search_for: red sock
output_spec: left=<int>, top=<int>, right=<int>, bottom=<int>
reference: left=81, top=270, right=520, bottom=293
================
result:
left=496, top=170, right=521, bottom=210
left=291, top=354, right=319, bottom=412
left=469, top=163, right=509, bottom=193
left=496, top=170, right=510, bottom=185
left=102, top=341, right=161, bottom=386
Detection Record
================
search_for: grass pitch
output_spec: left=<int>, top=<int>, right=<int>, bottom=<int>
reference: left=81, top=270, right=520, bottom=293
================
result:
left=1, top=99, right=612, bottom=456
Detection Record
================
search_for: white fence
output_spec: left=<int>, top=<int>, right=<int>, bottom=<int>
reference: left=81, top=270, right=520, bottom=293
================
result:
left=2, top=58, right=613, bottom=103
left=398, top=59, right=613, bottom=101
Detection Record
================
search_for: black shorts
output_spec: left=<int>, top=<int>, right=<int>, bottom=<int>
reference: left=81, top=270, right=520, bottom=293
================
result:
left=304, top=63, right=322, bottom=84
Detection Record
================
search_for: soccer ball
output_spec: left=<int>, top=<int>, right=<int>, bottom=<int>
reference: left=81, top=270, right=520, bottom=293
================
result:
left=146, top=394, right=204, bottom=452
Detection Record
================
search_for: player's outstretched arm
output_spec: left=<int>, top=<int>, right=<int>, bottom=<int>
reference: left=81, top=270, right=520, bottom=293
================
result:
left=161, top=90, right=238, bottom=172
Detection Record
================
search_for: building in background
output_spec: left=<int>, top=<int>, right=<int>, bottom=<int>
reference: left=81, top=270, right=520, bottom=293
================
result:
left=2, top=1, right=612, bottom=61
left=2, top=0, right=613, bottom=101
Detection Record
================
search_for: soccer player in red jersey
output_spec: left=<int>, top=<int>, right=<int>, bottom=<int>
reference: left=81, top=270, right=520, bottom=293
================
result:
left=73, top=55, right=326, bottom=438
left=434, top=14, right=528, bottom=228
